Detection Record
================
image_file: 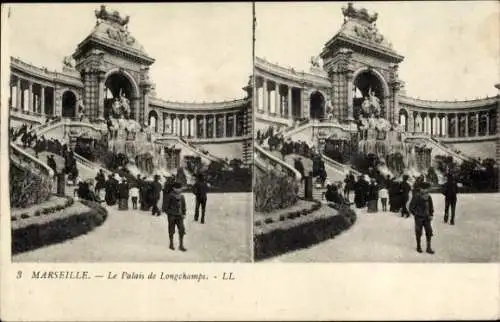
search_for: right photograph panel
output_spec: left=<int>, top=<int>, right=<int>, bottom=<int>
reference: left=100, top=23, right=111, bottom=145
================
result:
left=253, top=2, right=500, bottom=262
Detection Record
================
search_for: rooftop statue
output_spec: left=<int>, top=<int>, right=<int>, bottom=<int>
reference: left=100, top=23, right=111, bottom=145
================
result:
left=342, top=2, right=378, bottom=24
left=95, top=5, right=130, bottom=27
left=63, top=56, right=75, bottom=68
left=310, top=56, right=320, bottom=68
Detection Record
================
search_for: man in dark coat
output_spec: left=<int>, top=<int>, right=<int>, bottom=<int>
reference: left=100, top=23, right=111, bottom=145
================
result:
left=118, top=179, right=130, bottom=210
left=400, top=175, right=412, bottom=218
left=105, top=174, right=118, bottom=206
left=409, top=182, right=435, bottom=254
left=442, top=174, right=459, bottom=225
left=95, top=170, right=106, bottom=196
left=151, top=175, right=162, bottom=216
left=192, top=173, right=209, bottom=224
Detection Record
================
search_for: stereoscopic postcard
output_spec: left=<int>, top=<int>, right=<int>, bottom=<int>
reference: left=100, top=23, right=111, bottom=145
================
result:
left=1, top=2, right=498, bottom=321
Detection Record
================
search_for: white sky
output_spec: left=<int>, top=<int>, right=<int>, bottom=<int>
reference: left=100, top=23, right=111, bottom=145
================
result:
left=7, top=3, right=252, bottom=101
left=256, top=1, right=499, bottom=100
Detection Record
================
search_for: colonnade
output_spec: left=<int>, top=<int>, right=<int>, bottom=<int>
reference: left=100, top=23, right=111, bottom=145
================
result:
left=148, top=111, right=245, bottom=139
left=9, top=75, right=55, bottom=117
left=254, top=75, right=303, bottom=119
left=400, top=109, right=498, bottom=138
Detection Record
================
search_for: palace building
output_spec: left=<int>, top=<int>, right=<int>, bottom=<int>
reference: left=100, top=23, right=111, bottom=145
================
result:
left=8, top=5, right=253, bottom=164
left=253, top=3, right=499, bottom=162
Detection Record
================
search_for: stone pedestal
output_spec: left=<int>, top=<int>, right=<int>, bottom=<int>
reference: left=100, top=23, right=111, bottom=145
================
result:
left=56, top=173, right=66, bottom=196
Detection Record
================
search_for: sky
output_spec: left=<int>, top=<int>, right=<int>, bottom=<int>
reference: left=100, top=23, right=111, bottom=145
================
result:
left=6, top=3, right=252, bottom=101
left=256, top=1, right=499, bottom=100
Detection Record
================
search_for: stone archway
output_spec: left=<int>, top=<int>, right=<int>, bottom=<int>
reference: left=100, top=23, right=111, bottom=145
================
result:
left=309, top=91, right=325, bottom=120
left=148, top=110, right=159, bottom=132
left=62, top=90, right=77, bottom=118
left=104, top=69, right=139, bottom=121
left=352, top=68, right=389, bottom=120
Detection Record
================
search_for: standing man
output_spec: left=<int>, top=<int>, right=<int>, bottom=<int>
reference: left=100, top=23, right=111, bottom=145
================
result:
left=409, top=182, right=435, bottom=254
left=151, top=175, right=162, bottom=216
left=400, top=175, right=411, bottom=218
left=192, top=173, right=208, bottom=224
left=163, top=182, right=187, bottom=251
left=442, top=173, right=458, bottom=225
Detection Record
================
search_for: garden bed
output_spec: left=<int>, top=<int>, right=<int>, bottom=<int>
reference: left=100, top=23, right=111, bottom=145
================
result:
left=11, top=196, right=73, bottom=221
left=254, top=199, right=320, bottom=226
left=254, top=204, right=357, bottom=261
left=11, top=200, right=108, bottom=255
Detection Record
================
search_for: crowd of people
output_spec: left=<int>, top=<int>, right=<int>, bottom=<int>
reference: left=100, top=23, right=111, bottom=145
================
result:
left=321, top=171, right=460, bottom=254
left=76, top=170, right=210, bottom=252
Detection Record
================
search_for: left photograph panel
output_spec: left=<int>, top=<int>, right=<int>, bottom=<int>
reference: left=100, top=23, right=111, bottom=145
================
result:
left=7, top=3, right=254, bottom=262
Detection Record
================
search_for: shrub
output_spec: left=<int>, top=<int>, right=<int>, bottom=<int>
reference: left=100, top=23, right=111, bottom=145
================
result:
left=10, top=162, right=52, bottom=208
left=254, top=171, right=299, bottom=212
left=254, top=204, right=358, bottom=261
left=12, top=201, right=109, bottom=255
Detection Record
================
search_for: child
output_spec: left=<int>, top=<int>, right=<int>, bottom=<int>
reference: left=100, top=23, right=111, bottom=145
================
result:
left=409, top=182, right=435, bottom=254
left=130, top=185, right=139, bottom=210
left=163, top=182, right=187, bottom=251
left=378, top=185, right=389, bottom=211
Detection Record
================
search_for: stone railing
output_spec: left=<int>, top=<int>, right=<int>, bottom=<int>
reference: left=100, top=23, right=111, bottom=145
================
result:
left=72, top=152, right=112, bottom=176
left=11, top=56, right=83, bottom=87
left=254, top=144, right=302, bottom=181
left=405, top=133, right=472, bottom=163
left=154, top=135, right=222, bottom=165
left=255, top=57, right=330, bottom=87
left=10, top=143, right=54, bottom=179
left=321, top=153, right=361, bottom=177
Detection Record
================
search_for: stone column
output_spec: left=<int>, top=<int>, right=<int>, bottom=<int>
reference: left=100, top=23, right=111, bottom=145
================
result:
left=98, top=73, right=105, bottom=120
left=16, top=78, right=22, bottom=110
left=275, top=84, right=280, bottom=117
left=346, top=70, right=354, bottom=122
left=430, top=114, right=434, bottom=136
left=475, top=112, right=479, bottom=137
left=263, top=79, right=268, bottom=115
left=233, top=113, right=237, bottom=137
left=39, top=86, right=45, bottom=115
left=223, top=114, right=227, bottom=137
left=179, top=115, right=184, bottom=136
left=192, top=116, right=197, bottom=138
left=203, top=115, right=207, bottom=138
left=9, top=81, right=13, bottom=108
left=212, top=114, right=216, bottom=138
left=28, top=81, right=33, bottom=113
left=454, top=114, right=459, bottom=137
left=253, top=77, right=257, bottom=108
left=465, top=113, right=469, bottom=137
left=287, top=86, right=292, bottom=119
left=485, top=112, right=490, bottom=136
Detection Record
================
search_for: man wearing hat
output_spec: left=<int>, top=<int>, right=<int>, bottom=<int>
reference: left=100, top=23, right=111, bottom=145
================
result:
left=409, top=181, right=435, bottom=254
left=163, top=182, right=187, bottom=251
